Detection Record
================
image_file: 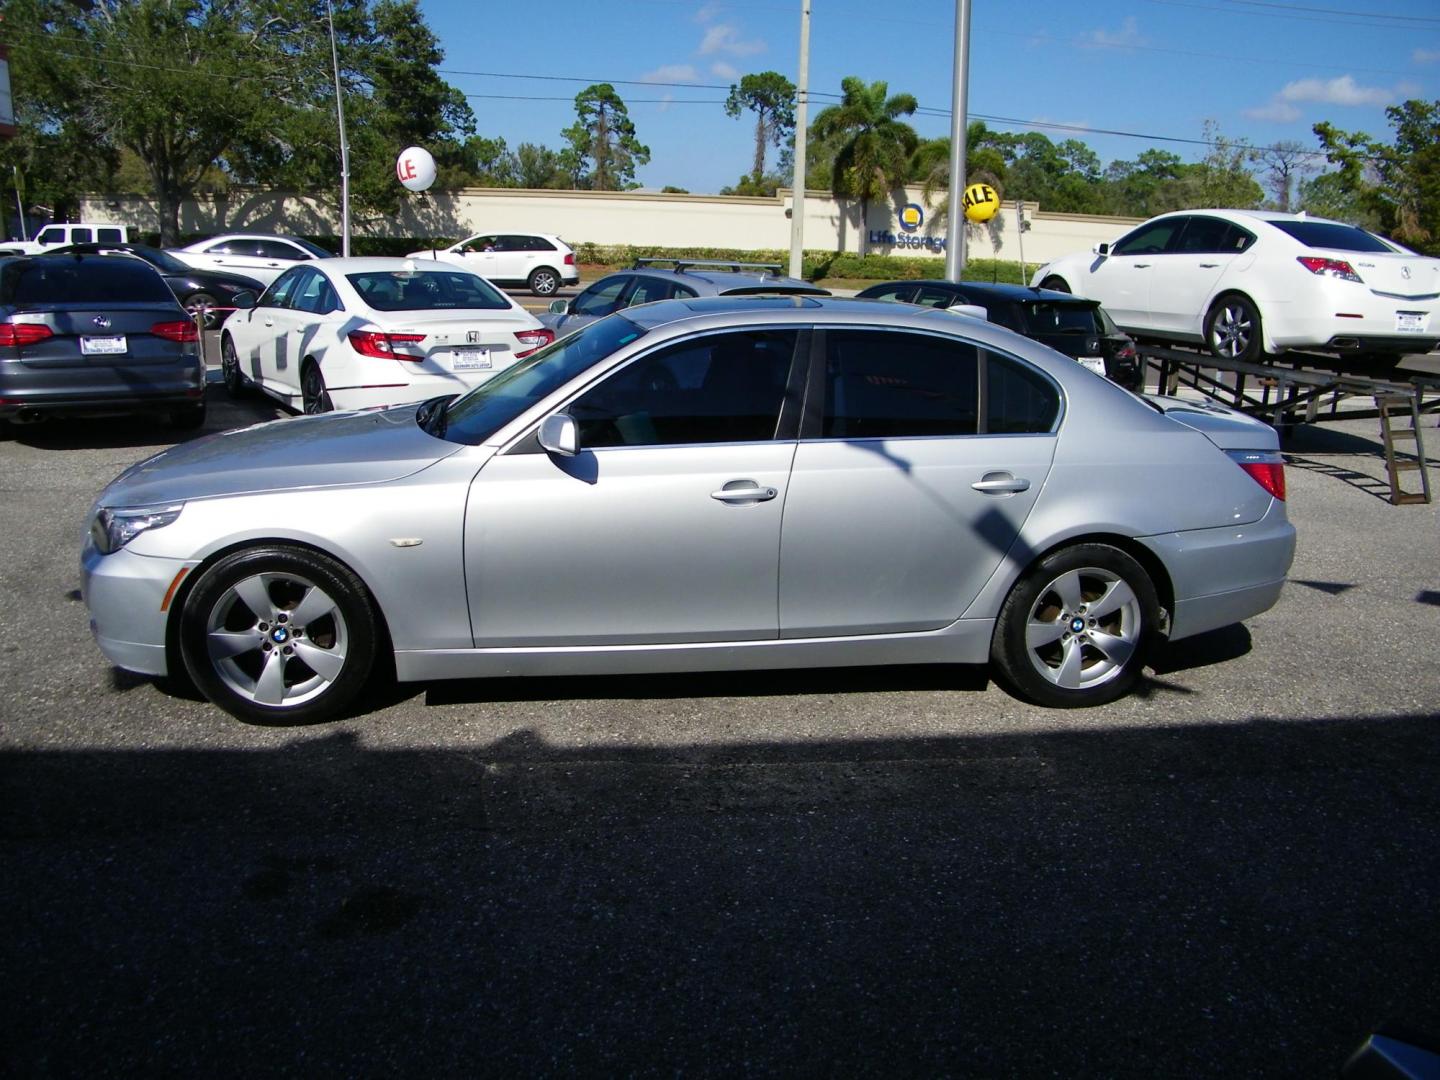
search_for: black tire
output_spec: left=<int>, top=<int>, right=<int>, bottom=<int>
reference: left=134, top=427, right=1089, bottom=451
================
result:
left=1204, top=293, right=1264, bottom=363
left=185, top=291, right=220, bottom=330
left=528, top=266, right=561, bottom=296
left=1040, top=276, right=1071, bottom=294
left=301, top=361, right=332, bottom=415
left=0, top=417, right=12, bottom=441
left=170, top=402, right=207, bottom=430
left=179, top=544, right=379, bottom=725
left=221, top=334, right=247, bottom=397
left=991, top=543, right=1160, bottom=709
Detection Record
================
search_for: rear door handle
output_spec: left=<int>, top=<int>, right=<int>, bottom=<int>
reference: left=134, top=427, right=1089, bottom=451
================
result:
left=1133, top=263, right=1151, bottom=269
left=972, top=473, right=1031, bottom=495
left=711, top=482, right=778, bottom=503
left=1199, top=262, right=1219, bottom=268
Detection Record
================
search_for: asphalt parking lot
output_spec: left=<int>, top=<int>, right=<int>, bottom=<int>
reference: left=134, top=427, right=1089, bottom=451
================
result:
left=2, top=367, right=1438, bottom=1075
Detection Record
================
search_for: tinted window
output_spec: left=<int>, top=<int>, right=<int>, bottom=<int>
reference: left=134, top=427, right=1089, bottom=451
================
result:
left=255, top=240, right=307, bottom=260
left=260, top=269, right=302, bottom=309
left=207, top=241, right=247, bottom=255
left=1175, top=216, right=1254, bottom=254
left=97, top=228, right=124, bottom=243
left=1267, top=220, right=1394, bottom=253
left=6, top=257, right=173, bottom=304
left=36, top=228, right=65, bottom=245
left=626, top=277, right=675, bottom=306
left=1020, top=301, right=1102, bottom=335
left=861, top=284, right=916, bottom=303
left=570, top=329, right=799, bottom=448
left=913, top=285, right=962, bottom=309
left=346, top=270, right=509, bottom=311
left=1112, top=219, right=1182, bottom=256
left=573, top=276, right=630, bottom=317
left=292, top=269, right=340, bottom=315
left=70, top=228, right=93, bottom=244
left=518, top=236, right=556, bottom=252
left=822, top=330, right=979, bottom=439
left=987, top=354, right=1059, bottom=434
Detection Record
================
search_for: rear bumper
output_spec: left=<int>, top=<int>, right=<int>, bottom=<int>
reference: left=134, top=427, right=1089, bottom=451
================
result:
left=1138, top=499, right=1296, bottom=641
left=1264, top=285, right=1440, bottom=355
left=327, top=367, right=515, bottom=411
left=0, top=358, right=205, bottom=418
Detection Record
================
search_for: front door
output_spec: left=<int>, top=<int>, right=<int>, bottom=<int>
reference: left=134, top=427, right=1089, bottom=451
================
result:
left=463, top=328, right=803, bottom=646
left=1081, top=216, right=1186, bottom=330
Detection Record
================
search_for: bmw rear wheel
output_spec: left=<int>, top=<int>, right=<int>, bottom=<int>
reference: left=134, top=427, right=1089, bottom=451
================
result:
left=179, top=545, right=378, bottom=724
left=992, top=543, right=1160, bottom=708
left=528, top=267, right=560, bottom=296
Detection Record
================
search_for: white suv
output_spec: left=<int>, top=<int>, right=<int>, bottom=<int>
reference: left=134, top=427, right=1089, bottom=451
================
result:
left=1, top=222, right=129, bottom=255
left=407, top=232, right=579, bottom=296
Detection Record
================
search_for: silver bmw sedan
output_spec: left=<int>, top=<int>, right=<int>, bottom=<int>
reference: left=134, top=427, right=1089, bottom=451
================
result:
left=81, top=296, right=1294, bottom=723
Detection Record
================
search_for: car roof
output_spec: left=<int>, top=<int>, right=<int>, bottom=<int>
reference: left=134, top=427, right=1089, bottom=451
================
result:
left=610, top=262, right=825, bottom=295
left=319, top=256, right=495, bottom=274
left=620, top=294, right=962, bottom=330
left=862, top=280, right=1094, bottom=304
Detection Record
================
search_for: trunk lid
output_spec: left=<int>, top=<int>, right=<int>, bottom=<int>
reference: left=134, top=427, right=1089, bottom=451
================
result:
left=1145, top=395, right=1280, bottom=451
left=6, top=303, right=194, bottom=369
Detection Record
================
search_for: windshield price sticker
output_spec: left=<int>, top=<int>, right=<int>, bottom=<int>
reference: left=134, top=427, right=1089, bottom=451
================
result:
left=452, top=347, right=492, bottom=371
left=81, top=336, right=128, bottom=355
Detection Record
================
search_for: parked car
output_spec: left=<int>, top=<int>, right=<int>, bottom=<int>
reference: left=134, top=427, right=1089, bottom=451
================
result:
left=856, top=280, right=1144, bottom=391
left=542, top=259, right=828, bottom=337
left=407, top=232, right=579, bottom=296
left=220, top=257, right=554, bottom=414
left=82, top=296, right=1294, bottom=724
left=1031, top=209, right=1440, bottom=365
left=0, top=253, right=204, bottom=436
left=168, top=234, right=334, bottom=288
left=50, top=242, right=265, bottom=329
left=0, top=222, right=129, bottom=256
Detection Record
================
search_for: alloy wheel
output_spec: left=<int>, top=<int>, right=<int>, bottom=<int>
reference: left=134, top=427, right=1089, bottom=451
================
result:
left=1023, top=566, right=1142, bottom=691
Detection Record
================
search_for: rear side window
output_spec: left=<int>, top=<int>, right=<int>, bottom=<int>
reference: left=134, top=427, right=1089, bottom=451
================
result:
left=7, top=257, right=173, bottom=304
left=70, top=228, right=93, bottom=244
left=1267, top=220, right=1394, bottom=253
left=514, top=236, right=556, bottom=252
left=987, top=354, right=1059, bottom=434
left=97, top=228, right=124, bottom=243
left=1176, top=216, right=1253, bottom=254
left=822, top=329, right=979, bottom=439
left=256, top=240, right=307, bottom=260
left=346, top=270, right=510, bottom=311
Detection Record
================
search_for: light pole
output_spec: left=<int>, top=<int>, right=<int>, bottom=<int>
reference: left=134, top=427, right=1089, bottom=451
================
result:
left=326, top=0, right=351, bottom=256
left=943, top=0, right=972, bottom=281
left=787, top=0, right=811, bottom=280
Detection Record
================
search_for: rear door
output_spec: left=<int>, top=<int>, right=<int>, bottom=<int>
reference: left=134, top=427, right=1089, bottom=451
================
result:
left=1146, top=216, right=1251, bottom=336
left=779, top=329, right=1058, bottom=636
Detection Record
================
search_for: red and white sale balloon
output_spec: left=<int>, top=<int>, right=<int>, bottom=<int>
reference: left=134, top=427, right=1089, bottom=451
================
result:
left=396, top=146, right=437, bottom=192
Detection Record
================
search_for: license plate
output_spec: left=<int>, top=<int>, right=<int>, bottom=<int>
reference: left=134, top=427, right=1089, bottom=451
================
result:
left=451, top=347, right=492, bottom=371
left=81, top=335, right=127, bottom=355
left=1395, top=312, right=1429, bottom=334
left=1078, top=356, right=1106, bottom=374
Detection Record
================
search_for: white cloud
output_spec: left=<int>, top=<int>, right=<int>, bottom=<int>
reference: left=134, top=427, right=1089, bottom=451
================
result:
left=699, top=23, right=765, bottom=57
left=710, top=61, right=740, bottom=81
left=657, top=93, right=676, bottom=114
left=1413, top=48, right=1440, bottom=64
left=694, top=3, right=723, bottom=24
left=642, top=64, right=700, bottom=84
left=1243, top=101, right=1303, bottom=123
left=1078, top=17, right=1143, bottom=50
left=1278, top=75, right=1395, bottom=106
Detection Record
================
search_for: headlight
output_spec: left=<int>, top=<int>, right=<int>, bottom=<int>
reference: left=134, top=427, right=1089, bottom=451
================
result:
left=90, top=504, right=184, bottom=554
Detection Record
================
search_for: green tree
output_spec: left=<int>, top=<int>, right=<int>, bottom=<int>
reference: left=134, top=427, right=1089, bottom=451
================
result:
left=811, top=77, right=918, bottom=247
left=562, top=84, right=649, bottom=191
left=723, top=71, right=796, bottom=186
left=514, top=143, right=570, bottom=189
left=1296, top=171, right=1383, bottom=230
left=1314, top=100, right=1440, bottom=253
left=909, top=123, right=1008, bottom=226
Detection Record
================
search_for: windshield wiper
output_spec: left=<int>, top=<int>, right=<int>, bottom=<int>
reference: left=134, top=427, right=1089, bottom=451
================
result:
left=416, top=394, right=456, bottom=438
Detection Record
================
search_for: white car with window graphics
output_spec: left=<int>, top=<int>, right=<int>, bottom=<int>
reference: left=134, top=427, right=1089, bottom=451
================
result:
left=1031, top=209, right=1440, bottom=365
left=407, top=231, right=579, bottom=296
left=219, top=258, right=552, bottom=414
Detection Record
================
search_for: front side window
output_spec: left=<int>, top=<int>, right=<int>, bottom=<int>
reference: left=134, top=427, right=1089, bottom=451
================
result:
left=572, top=276, right=630, bottom=317
left=256, top=240, right=308, bottom=261
left=822, top=330, right=979, bottom=439
left=569, top=329, right=800, bottom=448
left=36, top=227, right=64, bottom=246
left=292, top=269, right=340, bottom=315
left=347, top=270, right=509, bottom=312
left=1113, top=219, right=1183, bottom=257
left=259, top=269, right=302, bottom=309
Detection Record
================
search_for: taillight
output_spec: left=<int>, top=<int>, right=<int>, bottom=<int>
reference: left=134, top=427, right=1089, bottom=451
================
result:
left=563, top=253, right=576, bottom=266
left=1228, top=450, right=1286, bottom=501
left=150, top=320, right=199, bottom=343
left=347, top=330, right=427, bottom=360
left=514, top=328, right=554, bottom=359
left=1116, top=342, right=1137, bottom=360
left=0, top=323, right=54, bottom=347
left=1297, top=256, right=1363, bottom=284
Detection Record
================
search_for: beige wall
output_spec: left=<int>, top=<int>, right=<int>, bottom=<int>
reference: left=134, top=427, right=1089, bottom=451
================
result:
left=78, top=186, right=1141, bottom=268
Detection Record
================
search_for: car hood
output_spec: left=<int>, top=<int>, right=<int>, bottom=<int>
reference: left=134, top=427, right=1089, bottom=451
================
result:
left=98, top=405, right=466, bottom=507
left=1145, top=396, right=1279, bottom=451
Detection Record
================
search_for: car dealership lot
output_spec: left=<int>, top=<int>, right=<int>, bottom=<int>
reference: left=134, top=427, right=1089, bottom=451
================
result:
left=2, top=385, right=1437, bottom=1074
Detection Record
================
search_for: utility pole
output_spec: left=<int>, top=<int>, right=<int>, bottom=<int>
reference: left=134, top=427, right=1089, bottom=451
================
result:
left=13, top=166, right=26, bottom=241
left=787, top=0, right=811, bottom=280
left=326, top=0, right=351, bottom=256
left=943, top=0, right=972, bottom=281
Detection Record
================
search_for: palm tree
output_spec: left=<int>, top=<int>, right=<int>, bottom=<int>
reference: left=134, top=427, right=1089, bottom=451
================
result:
left=911, top=123, right=1006, bottom=228
left=811, top=78, right=919, bottom=251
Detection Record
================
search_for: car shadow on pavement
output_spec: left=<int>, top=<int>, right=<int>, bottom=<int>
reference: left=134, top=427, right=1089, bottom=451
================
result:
left=3, top=714, right=1438, bottom=1076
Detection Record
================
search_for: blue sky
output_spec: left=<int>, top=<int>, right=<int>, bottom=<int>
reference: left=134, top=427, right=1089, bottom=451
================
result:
left=416, top=0, right=1440, bottom=195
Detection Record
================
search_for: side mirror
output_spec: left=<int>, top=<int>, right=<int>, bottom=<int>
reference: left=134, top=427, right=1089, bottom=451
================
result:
left=947, top=303, right=989, bottom=321
left=537, top=413, right=579, bottom=457
left=231, top=290, right=258, bottom=310
left=1093, top=242, right=1112, bottom=256
left=548, top=299, right=569, bottom=315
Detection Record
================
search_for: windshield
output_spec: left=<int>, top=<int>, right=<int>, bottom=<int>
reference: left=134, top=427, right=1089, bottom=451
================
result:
left=438, top=314, right=647, bottom=444
left=1020, top=301, right=1103, bottom=336
left=347, top=269, right=511, bottom=312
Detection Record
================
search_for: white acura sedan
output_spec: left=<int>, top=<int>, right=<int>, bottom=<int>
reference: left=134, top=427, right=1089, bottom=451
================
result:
left=1031, top=210, right=1440, bottom=365
left=220, top=258, right=553, bottom=413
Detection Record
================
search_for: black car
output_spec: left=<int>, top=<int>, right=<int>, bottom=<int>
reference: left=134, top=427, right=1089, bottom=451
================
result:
left=0, top=254, right=206, bottom=436
left=51, top=242, right=265, bottom=329
left=856, top=280, right=1144, bottom=392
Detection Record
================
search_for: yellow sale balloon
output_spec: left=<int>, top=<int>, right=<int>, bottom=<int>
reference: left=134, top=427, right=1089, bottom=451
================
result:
left=963, top=182, right=1000, bottom=223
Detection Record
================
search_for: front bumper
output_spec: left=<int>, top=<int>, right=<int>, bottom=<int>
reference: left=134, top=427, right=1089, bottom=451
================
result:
left=81, top=539, right=193, bottom=677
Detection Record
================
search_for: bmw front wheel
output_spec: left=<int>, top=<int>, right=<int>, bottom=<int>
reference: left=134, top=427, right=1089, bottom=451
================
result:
left=179, top=545, right=379, bottom=724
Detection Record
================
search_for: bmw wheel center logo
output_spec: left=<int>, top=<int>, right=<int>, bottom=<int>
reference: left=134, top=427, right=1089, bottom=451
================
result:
left=899, top=203, right=924, bottom=232
left=1070, top=617, right=1085, bottom=633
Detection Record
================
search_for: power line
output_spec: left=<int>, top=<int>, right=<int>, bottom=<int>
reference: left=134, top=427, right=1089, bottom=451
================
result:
left=1141, top=0, right=1440, bottom=29
left=1216, top=0, right=1440, bottom=24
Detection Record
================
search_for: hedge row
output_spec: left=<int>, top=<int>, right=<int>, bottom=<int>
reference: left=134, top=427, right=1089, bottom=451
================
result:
left=133, top=233, right=1028, bottom=283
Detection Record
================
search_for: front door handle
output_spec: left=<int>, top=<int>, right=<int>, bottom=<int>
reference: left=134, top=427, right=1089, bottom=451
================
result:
left=1199, top=262, right=1219, bottom=268
left=711, top=482, right=778, bottom=503
left=972, top=473, right=1031, bottom=495
left=1133, top=263, right=1151, bottom=269
left=263, top=319, right=274, bottom=327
